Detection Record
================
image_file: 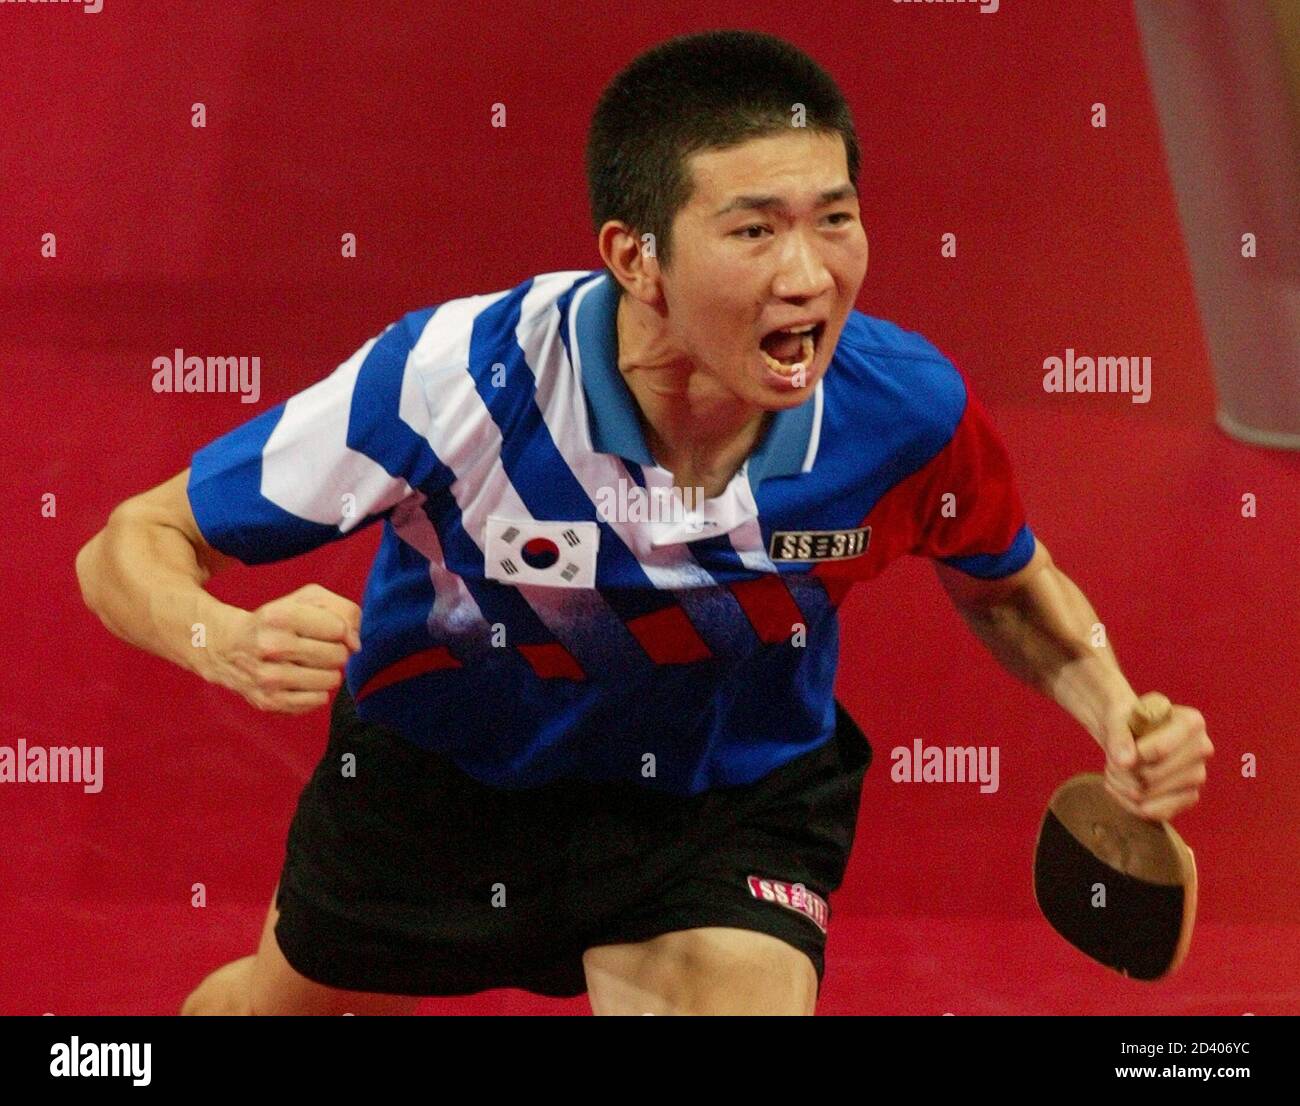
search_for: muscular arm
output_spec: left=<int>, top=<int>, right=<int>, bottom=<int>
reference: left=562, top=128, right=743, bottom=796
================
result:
left=936, top=538, right=1212, bottom=822
left=76, top=468, right=360, bottom=714
left=74, top=469, right=244, bottom=682
left=934, top=539, right=1137, bottom=742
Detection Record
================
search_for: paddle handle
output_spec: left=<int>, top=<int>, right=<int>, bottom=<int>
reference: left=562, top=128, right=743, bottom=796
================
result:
left=1128, top=691, right=1172, bottom=737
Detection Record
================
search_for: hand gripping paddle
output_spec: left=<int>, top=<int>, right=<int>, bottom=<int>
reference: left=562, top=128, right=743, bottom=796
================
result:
left=1032, top=692, right=1198, bottom=980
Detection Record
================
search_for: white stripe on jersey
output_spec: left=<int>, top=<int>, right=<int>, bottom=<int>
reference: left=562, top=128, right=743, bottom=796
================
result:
left=727, top=516, right=779, bottom=574
left=802, top=381, right=824, bottom=473
left=261, top=336, right=415, bottom=531
left=726, top=382, right=822, bottom=570
left=408, top=281, right=644, bottom=670
left=542, top=274, right=718, bottom=590
left=543, top=274, right=774, bottom=657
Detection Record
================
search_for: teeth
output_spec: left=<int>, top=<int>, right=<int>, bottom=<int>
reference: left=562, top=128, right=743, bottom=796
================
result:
left=761, top=332, right=816, bottom=377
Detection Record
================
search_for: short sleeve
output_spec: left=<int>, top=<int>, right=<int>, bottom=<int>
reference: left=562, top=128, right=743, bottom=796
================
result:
left=911, top=378, right=1036, bottom=579
left=186, top=318, right=437, bottom=566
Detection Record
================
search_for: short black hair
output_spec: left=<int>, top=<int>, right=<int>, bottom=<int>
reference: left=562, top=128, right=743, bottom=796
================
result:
left=586, top=30, right=861, bottom=286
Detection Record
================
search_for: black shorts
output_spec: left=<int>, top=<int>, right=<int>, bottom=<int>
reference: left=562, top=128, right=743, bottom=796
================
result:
left=273, top=687, right=873, bottom=999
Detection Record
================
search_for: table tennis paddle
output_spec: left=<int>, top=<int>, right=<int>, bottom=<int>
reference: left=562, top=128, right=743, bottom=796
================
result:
left=1032, top=692, right=1197, bottom=981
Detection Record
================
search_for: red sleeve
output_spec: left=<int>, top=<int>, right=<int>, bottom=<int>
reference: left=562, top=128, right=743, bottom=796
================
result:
left=910, top=378, right=1035, bottom=577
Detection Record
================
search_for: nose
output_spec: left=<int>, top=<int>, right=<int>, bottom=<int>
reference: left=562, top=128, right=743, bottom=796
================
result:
left=771, top=229, right=834, bottom=301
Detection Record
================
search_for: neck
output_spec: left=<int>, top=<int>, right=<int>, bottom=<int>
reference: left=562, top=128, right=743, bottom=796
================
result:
left=616, top=292, right=769, bottom=496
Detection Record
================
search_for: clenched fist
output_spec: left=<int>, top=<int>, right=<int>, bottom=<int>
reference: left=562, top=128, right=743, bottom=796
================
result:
left=208, top=584, right=362, bottom=714
left=1098, top=698, right=1214, bottom=822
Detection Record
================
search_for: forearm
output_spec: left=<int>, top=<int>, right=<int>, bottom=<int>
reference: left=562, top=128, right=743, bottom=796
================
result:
left=75, top=508, right=242, bottom=681
left=955, top=563, right=1137, bottom=742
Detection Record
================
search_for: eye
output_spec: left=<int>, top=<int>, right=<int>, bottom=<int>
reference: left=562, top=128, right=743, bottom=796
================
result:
left=824, top=211, right=855, bottom=226
left=733, top=224, right=772, bottom=239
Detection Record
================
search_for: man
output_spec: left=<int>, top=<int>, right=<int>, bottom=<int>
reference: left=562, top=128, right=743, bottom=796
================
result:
left=75, top=30, right=1212, bottom=1016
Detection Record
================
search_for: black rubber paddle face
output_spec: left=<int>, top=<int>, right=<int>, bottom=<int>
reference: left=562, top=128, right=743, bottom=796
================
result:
left=1034, top=808, right=1186, bottom=980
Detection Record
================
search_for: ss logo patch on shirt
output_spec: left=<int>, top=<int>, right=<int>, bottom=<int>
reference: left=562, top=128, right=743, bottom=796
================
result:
left=768, top=526, right=871, bottom=562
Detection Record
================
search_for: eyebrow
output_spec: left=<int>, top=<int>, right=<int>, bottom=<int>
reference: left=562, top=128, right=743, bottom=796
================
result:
left=712, top=184, right=858, bottom=217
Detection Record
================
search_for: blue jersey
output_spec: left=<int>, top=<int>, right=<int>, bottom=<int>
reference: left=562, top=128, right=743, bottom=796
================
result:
left=188, top=269, right=1036, bottom=795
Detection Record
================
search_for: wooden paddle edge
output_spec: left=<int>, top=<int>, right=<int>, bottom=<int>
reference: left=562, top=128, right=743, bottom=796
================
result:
left=1033, top=772, right=1198, bottom=980
left=1162, top=821, right=1198, bottom=976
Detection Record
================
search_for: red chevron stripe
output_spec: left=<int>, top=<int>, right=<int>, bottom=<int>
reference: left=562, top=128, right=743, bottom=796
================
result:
left=354, top=646, right=462, bottom=702
left=625, top=605, right=713, bottom=665
left=517, top=642, right=586, bottom=680
left=730, top=575, right=806, bottom=644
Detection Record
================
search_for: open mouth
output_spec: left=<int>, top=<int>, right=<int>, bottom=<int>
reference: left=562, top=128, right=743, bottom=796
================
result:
left=759, top=321, right=825, bottom=378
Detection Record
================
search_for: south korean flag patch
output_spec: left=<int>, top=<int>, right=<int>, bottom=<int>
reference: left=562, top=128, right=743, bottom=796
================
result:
left=484, top=516, right=600, bottom=589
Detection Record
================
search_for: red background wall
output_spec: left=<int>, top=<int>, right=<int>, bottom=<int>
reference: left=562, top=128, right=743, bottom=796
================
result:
left=3, top=0, right=1296, bottom=1013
